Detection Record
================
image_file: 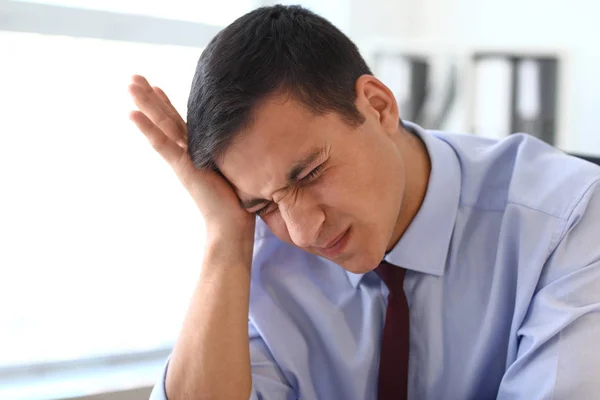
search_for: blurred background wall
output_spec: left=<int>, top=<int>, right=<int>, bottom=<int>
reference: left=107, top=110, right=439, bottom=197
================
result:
left=1, top=1, right=598, bottom=399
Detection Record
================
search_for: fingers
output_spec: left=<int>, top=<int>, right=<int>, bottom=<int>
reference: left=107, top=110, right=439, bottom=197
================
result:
left=152, top=86, right=188, bottom=142
left=128, top=75, right=187, bottom=148
left=129, top=110, right=186, bottom=167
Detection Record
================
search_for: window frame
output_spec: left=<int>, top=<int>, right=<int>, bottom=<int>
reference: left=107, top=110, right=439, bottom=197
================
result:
left=1, top=1, right=222, bottom=47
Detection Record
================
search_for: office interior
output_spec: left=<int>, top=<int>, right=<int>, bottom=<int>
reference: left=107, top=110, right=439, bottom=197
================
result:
left=1, top=0, right=599, bottom=399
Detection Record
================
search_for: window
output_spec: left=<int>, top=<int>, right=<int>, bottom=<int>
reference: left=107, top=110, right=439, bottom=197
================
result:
left=0, top=0, right=254, bottom=397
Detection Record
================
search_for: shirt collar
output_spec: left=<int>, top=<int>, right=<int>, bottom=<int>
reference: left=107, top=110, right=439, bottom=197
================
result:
left=346, top=121, right=462, bottom=287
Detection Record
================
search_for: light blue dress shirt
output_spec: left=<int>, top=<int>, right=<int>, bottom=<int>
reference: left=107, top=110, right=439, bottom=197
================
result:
left=151, top=122, right=600, bottom=399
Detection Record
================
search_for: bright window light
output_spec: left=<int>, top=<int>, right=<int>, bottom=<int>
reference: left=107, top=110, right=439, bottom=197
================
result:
left=0, top=31, right=208, bottom=368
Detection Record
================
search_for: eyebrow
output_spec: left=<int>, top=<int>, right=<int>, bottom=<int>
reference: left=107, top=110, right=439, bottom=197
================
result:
left=240, top=146, right=326, bottom=210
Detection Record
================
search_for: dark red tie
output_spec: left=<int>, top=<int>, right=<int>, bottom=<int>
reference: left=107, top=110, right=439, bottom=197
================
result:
left=375, top=261, right=409, bottom=400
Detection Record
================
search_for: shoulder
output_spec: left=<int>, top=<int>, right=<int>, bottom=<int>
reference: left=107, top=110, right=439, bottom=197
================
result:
left=432, top=131, right=600, bottom=219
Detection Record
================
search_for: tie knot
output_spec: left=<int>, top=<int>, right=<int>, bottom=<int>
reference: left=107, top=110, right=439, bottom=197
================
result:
left=375, top=261, right=406, bottom=294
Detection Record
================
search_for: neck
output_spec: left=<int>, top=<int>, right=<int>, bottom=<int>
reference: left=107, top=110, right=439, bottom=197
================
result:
left=386, top=127, right=431, bottom=251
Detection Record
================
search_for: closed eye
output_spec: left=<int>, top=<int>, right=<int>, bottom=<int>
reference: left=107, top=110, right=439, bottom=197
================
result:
left=255, top=165, right=324, bottom=216
left=254, top=202, right=275, bottom=216
left=300, top=165, right=323, bottom=183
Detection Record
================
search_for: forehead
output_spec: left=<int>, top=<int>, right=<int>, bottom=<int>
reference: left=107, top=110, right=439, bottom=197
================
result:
left=217, top=94, right=337, bottom=198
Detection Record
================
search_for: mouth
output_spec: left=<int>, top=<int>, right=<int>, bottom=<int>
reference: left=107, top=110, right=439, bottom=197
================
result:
left=316, top=227, right=351, bottom=258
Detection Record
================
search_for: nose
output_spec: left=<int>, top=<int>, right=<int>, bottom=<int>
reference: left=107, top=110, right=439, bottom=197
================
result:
left=279, top=195, right=325, bottom=248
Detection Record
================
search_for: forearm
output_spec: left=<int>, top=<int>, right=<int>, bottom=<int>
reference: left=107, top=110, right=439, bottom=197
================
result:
left=166, top=238, right=254, bottom=400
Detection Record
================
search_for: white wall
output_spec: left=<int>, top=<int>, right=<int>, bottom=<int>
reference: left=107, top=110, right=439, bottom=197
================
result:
left=448, top=0, right=600, bottom=154
left=347, top=0, right=415, bottom=39
left=353, top=0, right=600, bottom=154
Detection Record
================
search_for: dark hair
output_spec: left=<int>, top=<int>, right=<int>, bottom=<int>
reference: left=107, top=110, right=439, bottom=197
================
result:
left=186, top=4, right=372, bottom=169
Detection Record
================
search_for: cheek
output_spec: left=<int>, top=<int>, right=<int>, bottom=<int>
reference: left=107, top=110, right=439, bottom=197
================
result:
left=261, top=213, right=293, bottom=245
left=310, top=168, right=355, bottom=212
left=325, top=168, right=399, bottom=238
left=319, top=166, right=378, bottom=217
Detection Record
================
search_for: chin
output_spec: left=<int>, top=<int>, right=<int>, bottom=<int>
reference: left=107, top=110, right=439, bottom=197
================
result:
left=335, top=233, right=388, bottom=273
left=337, top=251, right=381, bottom=274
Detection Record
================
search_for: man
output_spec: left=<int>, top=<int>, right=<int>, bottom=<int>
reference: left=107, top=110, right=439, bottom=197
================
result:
left=128, top=5, right=600, bottom=399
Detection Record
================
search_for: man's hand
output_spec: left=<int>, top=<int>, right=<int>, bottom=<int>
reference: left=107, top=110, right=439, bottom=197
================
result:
left=129, top=75, right=255, bottom=399
left=127, top=75, right=255, bottom=242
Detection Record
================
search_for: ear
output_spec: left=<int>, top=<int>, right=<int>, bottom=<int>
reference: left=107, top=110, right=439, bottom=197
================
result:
left=355, top=75, right=400, bottom=135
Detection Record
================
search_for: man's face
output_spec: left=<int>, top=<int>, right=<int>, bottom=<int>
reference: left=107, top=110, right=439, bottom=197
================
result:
left=218, top=81, right=406, bottom=273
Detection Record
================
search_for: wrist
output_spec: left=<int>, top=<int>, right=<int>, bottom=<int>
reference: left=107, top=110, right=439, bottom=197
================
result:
left=204, top=232, right=254, bottom=269
left=205, top=216, right=255, bottom=247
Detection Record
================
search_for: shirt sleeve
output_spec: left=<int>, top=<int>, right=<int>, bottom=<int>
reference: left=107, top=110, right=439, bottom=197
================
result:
left=149, top=320, right=296, bottom=400
left=248, top=319, right=296, bottom=400
left=497, top=180, right=600, bottom=399
left=148, top=358, right=169, bottom=400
